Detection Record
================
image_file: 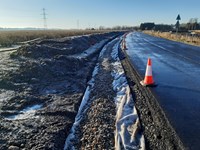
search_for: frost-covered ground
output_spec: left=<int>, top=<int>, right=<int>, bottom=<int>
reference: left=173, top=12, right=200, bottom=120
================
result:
left=0, top=32, right=123, bottom=150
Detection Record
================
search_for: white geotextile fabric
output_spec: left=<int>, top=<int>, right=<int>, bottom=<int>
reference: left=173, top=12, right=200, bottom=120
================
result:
left=111, top=39, right=145, bottom=150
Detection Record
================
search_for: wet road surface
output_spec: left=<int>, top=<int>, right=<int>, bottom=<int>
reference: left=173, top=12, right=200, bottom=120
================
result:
left=126, top=32, right=200, bottom=150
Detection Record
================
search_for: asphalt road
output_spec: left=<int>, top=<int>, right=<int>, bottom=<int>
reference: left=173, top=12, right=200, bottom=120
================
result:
left=125, top=32, right=200, bottom=150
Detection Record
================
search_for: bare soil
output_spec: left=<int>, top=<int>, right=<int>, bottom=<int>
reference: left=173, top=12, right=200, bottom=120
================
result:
left=0, top=32, right=123, bottom=150
left=75, top=39, right=118, bottom=150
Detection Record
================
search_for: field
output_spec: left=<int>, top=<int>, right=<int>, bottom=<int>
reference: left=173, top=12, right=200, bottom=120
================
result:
left=0, top=29, right=109, bottom=47
left=144, top=30, right=200, bottom=46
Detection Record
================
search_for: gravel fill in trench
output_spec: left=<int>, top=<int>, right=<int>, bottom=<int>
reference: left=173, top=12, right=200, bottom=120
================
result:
left=71, top=39, right=119, bottom=149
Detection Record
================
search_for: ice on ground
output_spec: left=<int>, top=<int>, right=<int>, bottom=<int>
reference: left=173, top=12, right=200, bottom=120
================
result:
left=111, top=41, right=145, bottom=150
left=6, top=104, right=43, bottom=120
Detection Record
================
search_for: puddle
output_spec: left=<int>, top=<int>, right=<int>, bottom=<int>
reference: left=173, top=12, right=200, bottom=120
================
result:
left=6, top=104, right=43, bottom=120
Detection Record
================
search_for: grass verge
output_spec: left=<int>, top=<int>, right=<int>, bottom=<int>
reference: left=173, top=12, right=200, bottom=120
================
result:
left=144, top=30, right=200, bottom=46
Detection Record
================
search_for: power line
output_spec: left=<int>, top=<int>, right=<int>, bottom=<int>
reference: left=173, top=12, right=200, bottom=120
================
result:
left=42, top=8, right=47, bottom=29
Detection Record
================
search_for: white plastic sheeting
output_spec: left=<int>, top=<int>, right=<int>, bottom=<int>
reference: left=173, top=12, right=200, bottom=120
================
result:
left=0, top=45, right=20, bottom=52
left=64, top=40, right=116, bottom=149
left=111, top=40, right=145, bottom=150
left=64, top=37, right=145, bottom=150
left=64, top=58, right=101, bottom=150
left=70, top=40, right=108, bottom=59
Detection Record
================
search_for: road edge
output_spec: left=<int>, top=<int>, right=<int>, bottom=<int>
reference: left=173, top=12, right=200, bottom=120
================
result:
left=119, top=42, right=186, bottom=150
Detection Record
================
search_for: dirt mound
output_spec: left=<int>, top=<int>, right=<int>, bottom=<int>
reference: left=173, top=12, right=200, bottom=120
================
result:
left=0, top=31, right=124, bottom=149
left=16, top=32, right=117, bottom=58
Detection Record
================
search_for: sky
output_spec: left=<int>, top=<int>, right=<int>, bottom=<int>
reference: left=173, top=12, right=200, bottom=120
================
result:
left=0, top=0, right=199, bottom=29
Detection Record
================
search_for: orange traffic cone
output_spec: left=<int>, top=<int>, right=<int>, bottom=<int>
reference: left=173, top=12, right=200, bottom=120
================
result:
left=140, top=58, right=155, bottom=86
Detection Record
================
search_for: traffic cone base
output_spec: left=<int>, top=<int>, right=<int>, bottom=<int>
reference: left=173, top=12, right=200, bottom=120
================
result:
left=140, top=80, right=156, bottom=87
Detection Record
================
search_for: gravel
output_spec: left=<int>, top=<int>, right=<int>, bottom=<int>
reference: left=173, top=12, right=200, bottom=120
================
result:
left=65, top=36, right=145, bottom=150
left=64, top=37, right=118, bottom=150
left=80, top=98, right=116, bottom=149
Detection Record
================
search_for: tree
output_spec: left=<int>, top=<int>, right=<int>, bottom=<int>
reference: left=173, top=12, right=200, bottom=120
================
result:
left=99, top=26, right=105, bottom=30
left=187, top=18, right=199, bottom=30
left=154, top=24, right=173, bottom=32
left=140, top=23, right=155, bottom=30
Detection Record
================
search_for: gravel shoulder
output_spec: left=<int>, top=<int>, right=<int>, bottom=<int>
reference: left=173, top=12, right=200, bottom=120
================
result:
left=64, top=38, right=118, bottom=150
